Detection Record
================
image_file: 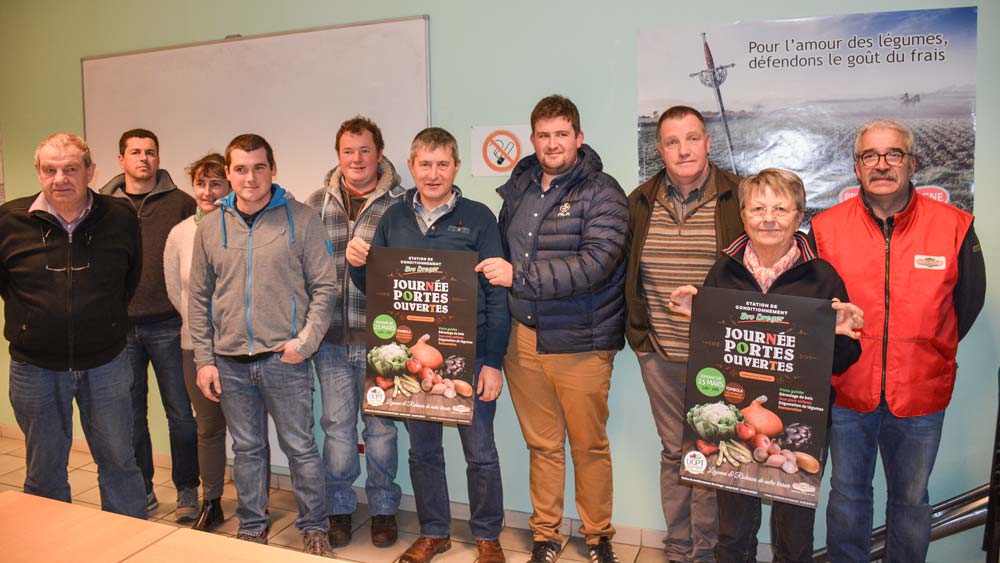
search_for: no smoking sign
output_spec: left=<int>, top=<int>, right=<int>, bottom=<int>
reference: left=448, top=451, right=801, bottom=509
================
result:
left=470, top=125, right=533, bottom=177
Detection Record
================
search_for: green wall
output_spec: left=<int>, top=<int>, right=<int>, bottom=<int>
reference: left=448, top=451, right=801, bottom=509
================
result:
left=1, top=1, right=996, bottom=559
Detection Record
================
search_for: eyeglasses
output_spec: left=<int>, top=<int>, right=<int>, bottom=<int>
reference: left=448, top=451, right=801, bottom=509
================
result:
left=856, top=149, right=910, bottom=167
left=745, top=205, right=795, bottom=219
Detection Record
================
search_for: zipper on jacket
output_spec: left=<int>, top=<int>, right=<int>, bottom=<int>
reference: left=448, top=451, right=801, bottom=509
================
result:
left=245, top=218, right=255, bottom=354
left=880, top=221, right=891, bottom=393
left=67, top=232, right=75, bottom=370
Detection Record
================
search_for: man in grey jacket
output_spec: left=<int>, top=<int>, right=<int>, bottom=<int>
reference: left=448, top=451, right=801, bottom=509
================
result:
left=188, top=134, right=337, bottom=556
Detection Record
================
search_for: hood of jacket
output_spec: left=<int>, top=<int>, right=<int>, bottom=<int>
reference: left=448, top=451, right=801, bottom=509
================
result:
left=322, top=156, right=404, bottom=202
left=497, top=144, right=604, bottom=200
left=216, top=184, right=295, bottom=248
left=100, top=169, right=178, bottom=197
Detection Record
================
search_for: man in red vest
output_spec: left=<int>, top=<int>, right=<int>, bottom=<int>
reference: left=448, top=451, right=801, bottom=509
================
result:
left=809, top=119, right=986, bottom=562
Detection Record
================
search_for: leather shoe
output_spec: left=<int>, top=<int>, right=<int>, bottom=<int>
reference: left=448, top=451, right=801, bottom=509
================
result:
left=398, top=536, right=451, bottom=563
left=328, top=514, right=352, bottom=547
left=477, top=540, right=506, bottom=563
left=192, top=497, right=224, bottom=531
left=371, top=514, right=398, bottom=547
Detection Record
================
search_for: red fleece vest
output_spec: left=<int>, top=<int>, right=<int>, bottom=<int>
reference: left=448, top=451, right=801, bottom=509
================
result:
left=812, top=193, right=972, bottom=417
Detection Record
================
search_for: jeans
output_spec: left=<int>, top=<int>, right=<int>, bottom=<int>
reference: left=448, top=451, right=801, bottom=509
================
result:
left=406, top=361, right=503, bottom=540
left=9, top=349, right=147, bottom=518
left=715, top=490, right=814, bottom=563
left=180, top=349, right=227, bottom=500
left=637, top=353, right=718, bottom=562
left=217, top=353, right=328, bottom=535
left=127, top=316, right=199, bottom=493
left=826, top=401, right=945, bottom=563
left=313, top=342, right=400, bottom=516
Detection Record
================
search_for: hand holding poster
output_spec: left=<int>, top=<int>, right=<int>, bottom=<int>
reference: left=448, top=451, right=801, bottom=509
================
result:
left=681, top=286, right=835, bottom=507
left=363, top=246, right=478, bottom=424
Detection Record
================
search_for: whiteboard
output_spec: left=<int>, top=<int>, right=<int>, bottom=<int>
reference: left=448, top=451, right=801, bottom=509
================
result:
left=82, top=16, right=429, bottom=200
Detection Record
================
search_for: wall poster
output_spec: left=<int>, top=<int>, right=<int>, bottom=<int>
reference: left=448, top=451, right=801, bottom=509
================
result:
left=362, top=246, right=479, bottom=425
left=681, top=287, right=836, bottom=508
left=638, top=7, right=977, bottom=225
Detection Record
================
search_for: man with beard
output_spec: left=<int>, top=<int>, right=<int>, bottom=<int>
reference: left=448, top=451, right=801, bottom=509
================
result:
left=809, top=118, right=986, bottom=562
left=476, top=95, right=628, bottom=563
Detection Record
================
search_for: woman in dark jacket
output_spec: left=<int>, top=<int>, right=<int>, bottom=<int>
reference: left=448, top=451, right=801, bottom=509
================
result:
left=669, top=168, right=864, bottom=563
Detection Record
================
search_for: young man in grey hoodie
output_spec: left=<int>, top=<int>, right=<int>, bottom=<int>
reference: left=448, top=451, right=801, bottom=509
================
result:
left=99, top=129, right=199, bottom=520
left=188, top=134, right=337, bottom=556
left=305, top=116, right=405, bottom=548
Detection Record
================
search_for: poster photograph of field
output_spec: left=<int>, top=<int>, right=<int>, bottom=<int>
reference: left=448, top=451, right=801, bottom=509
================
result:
left=638, top=7, right=977, bottom=224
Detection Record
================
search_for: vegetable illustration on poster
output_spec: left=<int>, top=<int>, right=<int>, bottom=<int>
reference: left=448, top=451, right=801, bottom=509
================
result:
left=638, top=7, right=977, bottom=226
left=681, top=287, right=835, bottom=508
left=363, top=247, right=479, bottom=424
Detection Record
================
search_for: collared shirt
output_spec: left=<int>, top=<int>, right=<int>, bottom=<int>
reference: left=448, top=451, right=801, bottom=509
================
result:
left=412, top=189, right=458, bottom=234
left=29, top=190, right=94, bottom=234
left=660, top=170, right=715, bottom=225
left=505, top=168, right=567, bottom=326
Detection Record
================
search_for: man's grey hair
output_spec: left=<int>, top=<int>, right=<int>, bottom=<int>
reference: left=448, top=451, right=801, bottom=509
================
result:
left=854, top=119, right=915, bottom=157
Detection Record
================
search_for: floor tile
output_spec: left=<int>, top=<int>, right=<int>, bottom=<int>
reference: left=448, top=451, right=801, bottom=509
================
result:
left=560, top=537, right=640, bottom=563
left=67, top=449, right=94, bottom=469
left=333, top=526, right=416, bottom=563
left=67, top=468, right=100, bottom=495
left=221, top=480, right=239, bottom=501
left=0, top=438, right=24, bottom=454
left=502, top=547, right=534, bottom=563
left=395, top=509, right=421, bottom=535
left=6, top=445, right=26, bottom=458
left=0, top=454, right=25, bottom=476
left=268, top=521, right=304, bottom=549
left=265, top=507, right=298, bottom=536
left=0, top=467, right=26, bottom=487
left=499, top=526, right=535, bottom=553
left=79, top=462, right=99, bottom=472
left=635, top=545, right=668, bottom=563
left=74, top=482, right=104, bottom=505
left=147, top=484, right=179, bottom=519
left=0, top=483, right=22, bottom=493
left=267, top=488, right=300, bottom=512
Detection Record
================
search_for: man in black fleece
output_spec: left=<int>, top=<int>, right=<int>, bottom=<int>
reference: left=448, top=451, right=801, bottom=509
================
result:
left=100, top=129, right=199, bottom=520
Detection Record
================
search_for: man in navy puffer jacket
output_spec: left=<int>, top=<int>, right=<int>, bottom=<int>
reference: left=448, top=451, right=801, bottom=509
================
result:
left=477, top=95, right=628, bottom=563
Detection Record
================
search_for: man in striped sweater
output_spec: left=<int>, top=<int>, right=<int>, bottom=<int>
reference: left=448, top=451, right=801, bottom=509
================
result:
left=624, top=106, right=744, bottom=563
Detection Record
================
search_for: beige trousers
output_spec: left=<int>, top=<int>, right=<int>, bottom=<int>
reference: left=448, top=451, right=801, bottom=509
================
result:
left=504, top=321, right=616, bottom=545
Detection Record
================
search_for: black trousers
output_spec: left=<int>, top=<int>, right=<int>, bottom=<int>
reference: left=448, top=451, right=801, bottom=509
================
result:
left=715, top=489, right=815, bottom=563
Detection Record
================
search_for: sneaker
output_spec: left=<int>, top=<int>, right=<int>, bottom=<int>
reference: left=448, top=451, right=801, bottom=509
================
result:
left=303, top=529, right=334, bottom=557
left=175, top=487, right=199, bottom=523
left=528, top=540, right=561, bottom=563
left=236, top=529, right=268, bottom=544
left=145, top=491, right=159, bottom=512
left=328, top=513, right=352, bottom=547
left=587, top=537, right=619, bottom=563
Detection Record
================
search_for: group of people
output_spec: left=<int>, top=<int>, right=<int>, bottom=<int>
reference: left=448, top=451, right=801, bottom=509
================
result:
left=0, top=93, right=985, bottom=563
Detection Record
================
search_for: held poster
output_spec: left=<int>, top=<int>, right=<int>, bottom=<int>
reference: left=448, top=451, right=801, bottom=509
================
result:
left=362, top=246, right=478, bottom=425
left=638, top=7, right=977, bottom=225
left=680, top=287, right=835, bottom=508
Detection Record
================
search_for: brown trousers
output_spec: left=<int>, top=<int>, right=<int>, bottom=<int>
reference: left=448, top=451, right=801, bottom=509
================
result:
left=504, top=322, right=616, bottom=544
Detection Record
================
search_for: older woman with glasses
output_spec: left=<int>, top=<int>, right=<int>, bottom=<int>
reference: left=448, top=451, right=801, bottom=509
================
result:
left=669, top=168, right=864, bottom=562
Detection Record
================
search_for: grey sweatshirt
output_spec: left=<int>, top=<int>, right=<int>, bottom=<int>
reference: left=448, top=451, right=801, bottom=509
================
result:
left=188, top=185, right=336, bottom=368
